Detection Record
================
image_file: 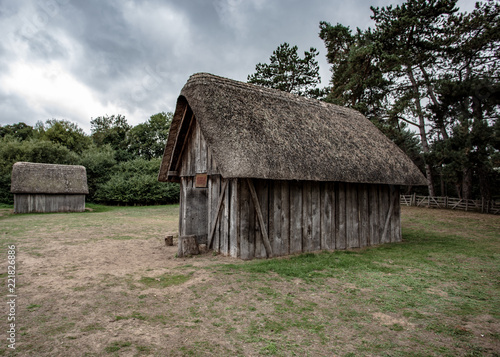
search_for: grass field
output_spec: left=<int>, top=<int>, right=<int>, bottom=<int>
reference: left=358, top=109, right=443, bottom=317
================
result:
left=0, top=204, right=499, bottom=356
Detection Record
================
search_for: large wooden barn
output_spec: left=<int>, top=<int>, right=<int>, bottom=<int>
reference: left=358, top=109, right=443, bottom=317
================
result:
left=158, top=73, right=426, bottom=259
left=11, top=162, right=89, bottom=214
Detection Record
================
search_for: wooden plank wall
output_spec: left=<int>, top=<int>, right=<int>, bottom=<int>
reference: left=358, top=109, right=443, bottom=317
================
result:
left=179, top=118, right=218, bottom=177
left=14, top=194, right=86, bottom=213
left=234, top=179, right=401, bottom=259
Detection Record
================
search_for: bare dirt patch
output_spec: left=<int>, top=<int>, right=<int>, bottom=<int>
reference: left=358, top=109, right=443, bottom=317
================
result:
left=1, top=205, right=499, bottom=356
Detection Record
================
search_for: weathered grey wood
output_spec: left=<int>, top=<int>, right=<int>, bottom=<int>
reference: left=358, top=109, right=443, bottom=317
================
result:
left=176, top=113, right=195, bottom=174
left=199, top=130, right=207, bottom=173
left=369, top=184, right=379, bottom=245
left=280, top=181, right=290, bottom=256
left=239, top=178, right=252, bottom=260
left=229, top=179, right=238, bottom=257
left=13, top=194, right=86, bottom=213
left=289, top=181, right=303, bottom=254
left=320, top=182, right=332, bottom=250
left=254, top=180, right=267, bottom=258
left=248, top=182, right=256, bottom=258
left=220, top=178, right=230, bottom=256
left=179, top=177, right=187, bottom=236
left=207, top=179, right=227, bottom=250
left=195, top=121, right=201, bottom=173
left=336, top=182, right=346, bottom=250
left=347, top=183, right=359, bottom=248
left=189, top=120, right=197, bottom=176
left=213, top=177, right=221, bottom=251
left=271, top=181, right=282, bottom=256
left=330, top=182, right=336, bottom=249
left=359, top=184, right=369, bottom=247
left=311, top=182, right=321, bottom=251
left=207, top=176, right=213, bottom=246
left=391, top=186, right=401, bottom=242
left=380, top=185, right=392, bottom=244
left=247, top=178, right=272, bottom=258
left=183, top=186, right=208, bottom=243
left=178, top=235, right=199, bottom=257
left=302, top=181, right=313, bottom=252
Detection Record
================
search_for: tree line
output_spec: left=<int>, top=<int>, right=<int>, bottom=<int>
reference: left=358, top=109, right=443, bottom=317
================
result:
left=248, top=0, right=499, bottom=201
left=0, top=113, right=179, bottom=205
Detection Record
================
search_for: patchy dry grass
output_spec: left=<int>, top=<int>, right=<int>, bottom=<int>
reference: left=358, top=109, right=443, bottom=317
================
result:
left=0, top=204, right=498, bottom=356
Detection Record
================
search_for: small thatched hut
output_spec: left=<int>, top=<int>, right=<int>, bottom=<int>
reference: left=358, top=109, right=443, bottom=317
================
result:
left=158, top=73, right=426, bottom=259
left=11, top=162, right=89, bottom=213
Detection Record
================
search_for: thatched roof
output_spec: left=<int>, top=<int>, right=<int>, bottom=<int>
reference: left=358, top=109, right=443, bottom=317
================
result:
left=11, top=162, right=89, bottom=194
left=159, top=73, right=426, bottom=186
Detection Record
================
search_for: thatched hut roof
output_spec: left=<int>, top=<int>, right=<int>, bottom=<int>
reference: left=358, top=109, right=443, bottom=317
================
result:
left=11, top=162, right=89, bottom=194
left=159, top=73, right=426, bottom=186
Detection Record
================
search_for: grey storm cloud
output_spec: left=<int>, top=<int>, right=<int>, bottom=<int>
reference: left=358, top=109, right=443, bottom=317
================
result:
left=0, top=0, right=478, bottom=133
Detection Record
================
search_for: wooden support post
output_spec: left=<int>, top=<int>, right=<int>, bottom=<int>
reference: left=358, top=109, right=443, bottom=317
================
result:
left=246, top=178, right=273, bottom=258
left=207, top=180, right=228, bottom=250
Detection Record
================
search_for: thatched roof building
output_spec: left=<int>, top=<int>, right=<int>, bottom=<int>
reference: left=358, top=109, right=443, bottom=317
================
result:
left=159, top=73, right=426, bottom=259
left=159, top=73, right=425, bottom=186
left=11, top=162, right=88, bottom=213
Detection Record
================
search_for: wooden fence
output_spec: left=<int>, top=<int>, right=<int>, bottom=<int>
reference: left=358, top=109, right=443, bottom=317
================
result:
left=400, top=194, right=500, bottom=215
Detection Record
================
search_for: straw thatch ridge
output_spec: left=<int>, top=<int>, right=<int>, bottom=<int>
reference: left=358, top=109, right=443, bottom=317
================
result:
left=11, top=162, right=89, bottom=194
left=159, top=73, right=427, bottom=186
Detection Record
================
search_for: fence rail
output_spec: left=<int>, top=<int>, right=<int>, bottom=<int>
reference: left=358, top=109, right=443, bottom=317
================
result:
left=400, top=194, right=500, bottom=215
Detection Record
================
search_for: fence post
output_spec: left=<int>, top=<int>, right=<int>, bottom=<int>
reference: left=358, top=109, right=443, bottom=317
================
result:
left=445, top=196, right=448, bottom=209
left=412, top=193, right=416, bottom=206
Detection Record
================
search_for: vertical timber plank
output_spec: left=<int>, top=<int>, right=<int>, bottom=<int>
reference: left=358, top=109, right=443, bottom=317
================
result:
left=352, top=183, right=360, bottom=248
left=272, top=181, right=282, bottom=256
left=268, top=181, right=277, bottom=255
left=359, top=184, right=369, bottom=248
left=346, top=183, right=354, bottom=248
left=239, top=179, right=251, bottom=259
left=311, top=182, right=321, bottom=251
left=281, top=181, right=290, bottom=256
left=213, top=177, right=221, bottom=252
left=369, top=184, right=379, bottom=245
left=379, top=185, right=389, bottom=244
left=302, top=181, right=312, bottom=252
left=289, top=181, right=303, bottom=254
left=199, top=130, right=207, bottom=173
left=391, top=186, right=401, bottom=243
left=254, top=180, right=268, bottom=258
left=221, top=178, right=230, bottom=255
left=321, top=182, right=333, bottom=251
left=195, top=121, right=201, bottom=173
left=336, top=182, right=346, bottom=250
left=229, top=179, right=238, bottom=257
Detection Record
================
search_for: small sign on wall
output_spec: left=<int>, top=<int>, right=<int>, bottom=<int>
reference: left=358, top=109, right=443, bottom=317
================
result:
left=195, top=174, right=208, bottom=188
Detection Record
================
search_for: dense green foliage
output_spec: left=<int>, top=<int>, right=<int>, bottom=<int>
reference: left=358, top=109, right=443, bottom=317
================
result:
left=319, top=0, right=500, bottom=199
left=0, top=113, right=178, bottom=205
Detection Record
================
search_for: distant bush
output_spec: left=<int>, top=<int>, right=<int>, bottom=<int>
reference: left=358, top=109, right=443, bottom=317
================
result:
left=93, top=158, right=179, bottom=205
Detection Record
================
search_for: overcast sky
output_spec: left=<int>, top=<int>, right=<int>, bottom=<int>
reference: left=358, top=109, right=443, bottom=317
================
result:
left=0, top=0, right=478, bottom=133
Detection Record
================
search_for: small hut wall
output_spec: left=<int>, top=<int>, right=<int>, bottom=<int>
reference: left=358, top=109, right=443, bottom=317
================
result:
left=214, top=179, right=401, bottom=259
left=14, top=194, right=86, bottom=213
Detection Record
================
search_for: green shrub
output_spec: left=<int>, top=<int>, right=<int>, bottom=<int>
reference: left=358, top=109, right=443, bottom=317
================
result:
left=93, top=158, right=179, bottom=205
